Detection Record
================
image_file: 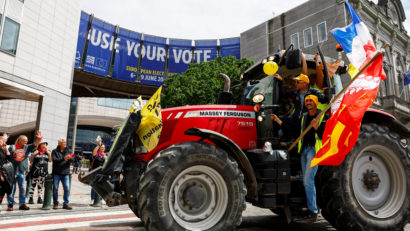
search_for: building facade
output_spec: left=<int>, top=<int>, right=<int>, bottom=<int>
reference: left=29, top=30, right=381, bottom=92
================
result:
left=0, top=0, right=81, bottom=147
left=1, top=0, right=408, bottom=150
left=240, top=0, right=410, bottom=126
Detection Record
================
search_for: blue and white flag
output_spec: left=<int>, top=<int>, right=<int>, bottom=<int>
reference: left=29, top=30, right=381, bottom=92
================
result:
left=405, top=69, right=410, bottom=86
left=331, top=1, right=374, bottom=70
left=329, top=1, right=385, bottom=116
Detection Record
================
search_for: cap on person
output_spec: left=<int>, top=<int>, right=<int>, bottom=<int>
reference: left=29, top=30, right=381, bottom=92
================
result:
left=294, top=74, right=310, bottom=84
left=38, top=139, right=48, bottom=146
left=305, top=94, right=318, bottom=106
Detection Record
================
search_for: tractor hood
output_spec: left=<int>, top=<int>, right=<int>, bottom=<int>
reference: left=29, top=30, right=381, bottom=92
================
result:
left=140, top=105, right=258, bottom=161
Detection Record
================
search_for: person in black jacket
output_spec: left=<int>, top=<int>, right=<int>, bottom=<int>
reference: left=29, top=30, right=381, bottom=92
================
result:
left=28, top=139, right=51, bottom=204
left=271, top=94, right=327, bottom=222
left=0, top=135, right=13, bottom=210
left=51, top=138, right=73, bottom=210
left=273, top=73, right=327, bottom=139
left=72, top=153, right=82, bottom=174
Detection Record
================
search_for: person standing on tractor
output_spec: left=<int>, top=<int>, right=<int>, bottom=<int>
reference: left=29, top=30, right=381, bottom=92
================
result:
left=271, top=94, right=327, bottom=221
left=289, top=73, right=326, bottom=120
left=273, top=73, right=326, bottom=139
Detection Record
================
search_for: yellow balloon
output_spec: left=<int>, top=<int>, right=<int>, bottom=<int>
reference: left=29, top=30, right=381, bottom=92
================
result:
left=263, top=61, right=278, bottom=75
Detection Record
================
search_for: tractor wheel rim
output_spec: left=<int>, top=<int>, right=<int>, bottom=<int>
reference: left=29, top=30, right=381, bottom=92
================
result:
left=352, top=144, right=406, bottom=218
left=169, top=165, right=228, bottom=230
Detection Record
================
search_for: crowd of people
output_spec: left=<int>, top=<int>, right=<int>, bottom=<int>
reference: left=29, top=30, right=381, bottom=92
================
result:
left=0, top=131, right=106, bottom=212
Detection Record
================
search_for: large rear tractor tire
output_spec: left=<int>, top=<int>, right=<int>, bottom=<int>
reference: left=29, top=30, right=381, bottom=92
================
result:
left=317, top=123, right=410, bottom=231
left=137, top=141, right=247, bottom=231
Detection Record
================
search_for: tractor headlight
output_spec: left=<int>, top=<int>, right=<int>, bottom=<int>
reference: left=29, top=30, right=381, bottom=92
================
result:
left=252, top=94, right=265, bottom=104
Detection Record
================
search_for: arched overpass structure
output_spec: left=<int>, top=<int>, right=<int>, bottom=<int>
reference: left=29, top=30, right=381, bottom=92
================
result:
left=68, top=11, right=241, bottom=151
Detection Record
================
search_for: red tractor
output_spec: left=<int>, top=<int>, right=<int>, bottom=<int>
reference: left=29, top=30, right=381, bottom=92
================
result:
left=80, top=49, right=410, bottom=231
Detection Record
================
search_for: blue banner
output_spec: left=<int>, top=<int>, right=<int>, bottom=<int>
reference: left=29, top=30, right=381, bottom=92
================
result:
left=194, top=40, right=218, bottom=63
left=75, top=11, right=90, bottom=68
left=168, top=39, right=192, bottom=75
left=112, top=28, right=142, bottom=82
left=140, top=35, right=167, bottom=86
left=220, top=37, right=240, bottom=59
left=83, top=18, right=116, bottom=76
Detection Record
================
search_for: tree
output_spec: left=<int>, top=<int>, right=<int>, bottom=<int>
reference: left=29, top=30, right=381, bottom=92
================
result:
left=161, top=56, right=253, bottom=108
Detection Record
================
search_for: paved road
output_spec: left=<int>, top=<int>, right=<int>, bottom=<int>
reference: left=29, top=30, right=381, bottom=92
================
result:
left=0, top=168, right=408, bottom=230
left=2, top=204, right=409, bottom=231
left=0, top=204, right=336, bottom=231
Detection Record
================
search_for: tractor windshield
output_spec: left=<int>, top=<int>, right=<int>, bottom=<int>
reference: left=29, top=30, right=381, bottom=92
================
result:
left=243, top=75, right=274, bottom=105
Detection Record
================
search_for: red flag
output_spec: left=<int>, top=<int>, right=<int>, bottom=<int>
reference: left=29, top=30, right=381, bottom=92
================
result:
left=311, top=54, right=385, bottom=167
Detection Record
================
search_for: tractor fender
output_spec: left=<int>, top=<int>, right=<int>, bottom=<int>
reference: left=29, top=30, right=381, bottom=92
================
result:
left=184, top=127, right=258, bottom=201
left=363, top=109, right=410, bottom=139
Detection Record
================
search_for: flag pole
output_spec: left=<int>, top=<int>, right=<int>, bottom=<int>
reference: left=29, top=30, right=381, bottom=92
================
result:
left=287, top=44, right=389, bottom=152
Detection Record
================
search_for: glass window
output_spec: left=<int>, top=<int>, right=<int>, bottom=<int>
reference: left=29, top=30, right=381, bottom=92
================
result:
left=0, top=14, right=2, bottom=37
left=303, top=28, right=313, bottom=48
left=290, top=33, right=299, bottom=49
left=317, top=21, right=327, bottom=43
left=1, top=17, right=20, bottom=54
left=244, top=75, right=274, bottom=105
left=383, top=68, right=390, bottom=95
left=75, top=129, right=113, bottom=152
left=98, top=98, right=135, bottom=110
left=398, top=76, right=403, bottom=97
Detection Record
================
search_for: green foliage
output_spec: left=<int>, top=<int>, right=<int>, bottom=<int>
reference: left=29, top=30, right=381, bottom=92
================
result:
left=161, top=56, right=254, bottom=108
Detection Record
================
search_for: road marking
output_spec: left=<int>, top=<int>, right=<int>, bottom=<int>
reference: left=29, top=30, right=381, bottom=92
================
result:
left=0, top=210, right=137, bottom=231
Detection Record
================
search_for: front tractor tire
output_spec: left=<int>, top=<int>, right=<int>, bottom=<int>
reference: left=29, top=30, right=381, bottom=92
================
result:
left=317, top=123, right=410, bottom=231
left=137, top=141, right=246, bottom=231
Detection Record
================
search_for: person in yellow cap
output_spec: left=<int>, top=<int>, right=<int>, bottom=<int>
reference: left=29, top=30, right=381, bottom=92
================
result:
left=291, top=73, right=326, bottom=120
left=274, top=71, right=326, bottom=125
left=271, top=94, right=327, bottom=222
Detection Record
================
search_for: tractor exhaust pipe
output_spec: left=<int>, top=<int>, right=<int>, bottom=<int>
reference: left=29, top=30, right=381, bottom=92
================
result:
left=220, top=73, right=231, bottom=92
left=217, top=73, right=233, bottom=104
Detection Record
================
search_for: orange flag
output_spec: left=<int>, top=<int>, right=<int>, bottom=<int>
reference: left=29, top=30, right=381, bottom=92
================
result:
left=311, top=53, right=385, bottom=167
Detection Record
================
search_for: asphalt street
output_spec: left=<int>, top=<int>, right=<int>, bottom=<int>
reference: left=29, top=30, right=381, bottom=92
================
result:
left=0, top=168, right=408, bottom=230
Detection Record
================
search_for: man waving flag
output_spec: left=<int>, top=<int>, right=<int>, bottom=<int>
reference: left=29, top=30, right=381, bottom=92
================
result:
left=311, top=1, right=386, bottom=167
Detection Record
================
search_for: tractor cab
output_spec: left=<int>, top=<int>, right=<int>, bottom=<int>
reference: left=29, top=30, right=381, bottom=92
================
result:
left=240, top=47, right=342, bottom=149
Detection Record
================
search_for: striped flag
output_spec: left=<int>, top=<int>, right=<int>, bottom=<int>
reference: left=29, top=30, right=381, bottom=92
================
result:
left=311, top=1, right=385, bottom=167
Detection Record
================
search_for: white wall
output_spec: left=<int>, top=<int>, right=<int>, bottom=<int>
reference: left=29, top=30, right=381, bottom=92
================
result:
left=0, top=0, right=81, bottom=147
